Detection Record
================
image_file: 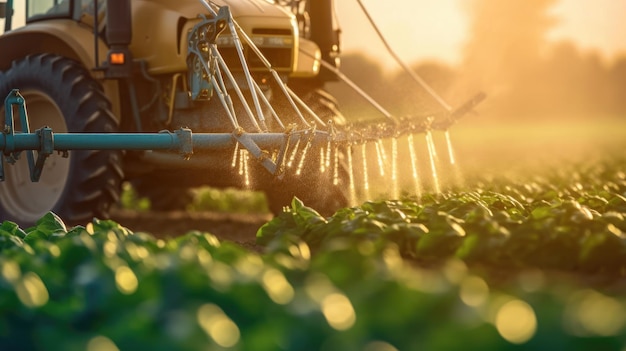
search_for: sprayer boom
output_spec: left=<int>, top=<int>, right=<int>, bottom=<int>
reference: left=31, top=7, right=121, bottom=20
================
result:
left=1, top=88, right=483, bottom=184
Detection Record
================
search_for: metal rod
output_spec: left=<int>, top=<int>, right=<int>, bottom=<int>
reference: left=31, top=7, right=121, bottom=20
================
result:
left=223, top=8, right=268, bottom=130
left=300, top=48, right=396, bottom=122
left=212, top=58, right=238, bottom=120
left=252, top=79, right=285, bottom=130
left=199, top=0, right=218, bottom=16
left=210, top=54, right=240, bottom=129
left=355, top=0, right=452, bottom=112
left=211, top=46, right=262, bottom=132
left=227, top=15, right=315, bottom=128
left=0, top=130, right=334, bottom=152
left=93, top=0, right=99, bottom=69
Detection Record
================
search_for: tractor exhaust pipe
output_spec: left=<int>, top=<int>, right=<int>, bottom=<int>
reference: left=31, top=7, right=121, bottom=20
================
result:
left=1, top=0, right=13, bottom=32
left=103, top=0, right=133, bottom=78
left=106, top=0, right=132, bottom=46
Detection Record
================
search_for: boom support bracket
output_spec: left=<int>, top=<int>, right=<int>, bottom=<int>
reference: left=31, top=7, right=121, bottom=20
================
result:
left=1, top=89, right=54, bottom=182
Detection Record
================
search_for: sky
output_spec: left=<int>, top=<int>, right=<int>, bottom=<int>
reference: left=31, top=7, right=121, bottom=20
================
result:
left=335, top=0, right=626, bottom=67
left=2, top=0, right=625, bottom=66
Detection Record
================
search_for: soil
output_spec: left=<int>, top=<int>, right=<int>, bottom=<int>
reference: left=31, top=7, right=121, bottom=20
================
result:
left=109, top=208, right=272, bottom=247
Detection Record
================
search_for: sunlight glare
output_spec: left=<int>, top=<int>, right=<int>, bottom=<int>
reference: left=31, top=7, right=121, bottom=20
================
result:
left=495, top=299, right=537, bottom=344
left=321, top=293, right=356, bottom=331
left=197, top=304, right=240, bottom=348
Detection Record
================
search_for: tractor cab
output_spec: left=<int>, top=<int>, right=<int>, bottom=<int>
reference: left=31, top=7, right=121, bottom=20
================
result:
left=0, top=0, right=354, bottom=226
left=0, top=0, right=82, bottom=33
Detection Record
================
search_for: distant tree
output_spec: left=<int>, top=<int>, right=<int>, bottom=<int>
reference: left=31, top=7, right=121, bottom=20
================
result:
left=608, top=56, right=626, bottom=115
left=326, top=52, right=391, bottom=121
left=328, top=5, right=626, bottom=123
left=531, top=41, right=614, bottom=117
left=328, top=54, right=458, bottom=122
left=459, top=0, right=558, bottom=118
left=388, top=61, right=457, bottom=118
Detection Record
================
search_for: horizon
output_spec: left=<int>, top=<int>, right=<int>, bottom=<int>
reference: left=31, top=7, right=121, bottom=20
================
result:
left=336, top=0, right=626, bottom=69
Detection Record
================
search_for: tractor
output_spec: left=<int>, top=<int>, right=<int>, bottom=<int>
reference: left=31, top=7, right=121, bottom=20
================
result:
left=0, top=0, right=485, bottom=228
left=0, top=0, right=350, bottom=226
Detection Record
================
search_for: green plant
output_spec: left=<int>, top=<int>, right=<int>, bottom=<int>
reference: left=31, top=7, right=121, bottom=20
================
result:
left=3, top=158, right=626, bottom=350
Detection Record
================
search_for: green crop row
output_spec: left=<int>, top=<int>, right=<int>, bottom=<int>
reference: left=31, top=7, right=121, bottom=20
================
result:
left=259, top=159, right=626, bottom=273
left=2, top=158, right=626, bottom=350
left=119, top=183, right=269, bottom=214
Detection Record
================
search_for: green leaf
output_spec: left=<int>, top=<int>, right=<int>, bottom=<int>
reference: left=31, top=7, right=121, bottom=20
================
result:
left=530, top=206, right=553, bottom=220
left=23, top=230, right=49, bottom=244
left=0, top=221, right=27, bottom=239
left=29, top=212, right=67, bottom=236
left=91, top=218, right=133, bottom=237
left=256, top=210, right=298, bottom=245
left=0, top=231, right=26, bottom=250
left=291, top=197, right=327, bottom=227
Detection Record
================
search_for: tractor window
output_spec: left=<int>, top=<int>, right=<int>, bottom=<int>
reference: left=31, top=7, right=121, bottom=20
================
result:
left=26, top=0, right=71, bottom=22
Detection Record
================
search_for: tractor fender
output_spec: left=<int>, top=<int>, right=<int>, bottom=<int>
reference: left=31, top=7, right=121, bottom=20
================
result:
left=0, top=20, right=122, bottom=120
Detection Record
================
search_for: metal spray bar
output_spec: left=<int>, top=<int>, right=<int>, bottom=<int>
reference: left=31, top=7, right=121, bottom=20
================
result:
left=0, top=89, right=484, bottom=185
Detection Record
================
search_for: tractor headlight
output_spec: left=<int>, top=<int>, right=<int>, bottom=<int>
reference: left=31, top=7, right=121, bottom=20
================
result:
left=216, top=35, right=235, bottom=46
left=251, top=36, right=293, bottom=47
left=216, top=35, right=293, bottom=48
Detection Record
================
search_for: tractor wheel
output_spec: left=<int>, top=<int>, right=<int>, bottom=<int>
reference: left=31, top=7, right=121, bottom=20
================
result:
left=296, top=88, right=347, bottom=126
left=264, top=88, right=350, bottom=216
left=0, top=54, right=123, bottom=227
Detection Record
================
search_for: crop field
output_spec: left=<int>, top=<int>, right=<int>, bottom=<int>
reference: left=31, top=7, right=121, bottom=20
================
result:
left=2, top=118, right=626, bottom=350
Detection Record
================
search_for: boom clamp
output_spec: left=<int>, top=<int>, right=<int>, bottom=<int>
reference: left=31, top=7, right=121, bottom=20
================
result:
left=1, top=89, right=54, bottom=182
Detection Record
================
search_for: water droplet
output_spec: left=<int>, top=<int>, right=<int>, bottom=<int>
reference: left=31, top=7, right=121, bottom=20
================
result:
left=407, top=134, right=421, bottom=197
left=238, top=149, right=245, bottom=176
left=231, top=142, right=239, bottom=168
left=444, top=130, right=456, bottom=165
left=242, top=150, right=251, bottom=188
left=347, top=145, right=357, bottom=206
left=325, top=141, right=332, bottom=171
left=332, top=145, right=340, bottom=186
left=425, top=131, right=441, bottom=193
left=375, top=140, right=386, bottom=176
left=361, top=143, right=370, bottom=200
left=295, top=140, right=312, bottom=176
left=391, top=138, right=398, bottom=199
left=236, top=149, right=251, bottom=187
left=319, top=146, right=326, bottom=173
left=286, top=137, right=301, bottom=169
left=426, top=130, right=437, bottom=158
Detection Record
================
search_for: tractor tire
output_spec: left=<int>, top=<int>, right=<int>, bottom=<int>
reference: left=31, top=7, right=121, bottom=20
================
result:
left=264, top=88, right=350, bottom=217
left=297, top=88, right=347, bottom=126
left=0, top=54, right=123, bottom=227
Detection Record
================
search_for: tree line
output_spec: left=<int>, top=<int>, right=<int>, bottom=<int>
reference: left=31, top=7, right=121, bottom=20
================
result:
left=328, top=0, right=626, bottom=121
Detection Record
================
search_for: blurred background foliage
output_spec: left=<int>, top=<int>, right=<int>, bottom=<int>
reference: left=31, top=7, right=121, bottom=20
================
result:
left=328, top=0, right=626, bottom=121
